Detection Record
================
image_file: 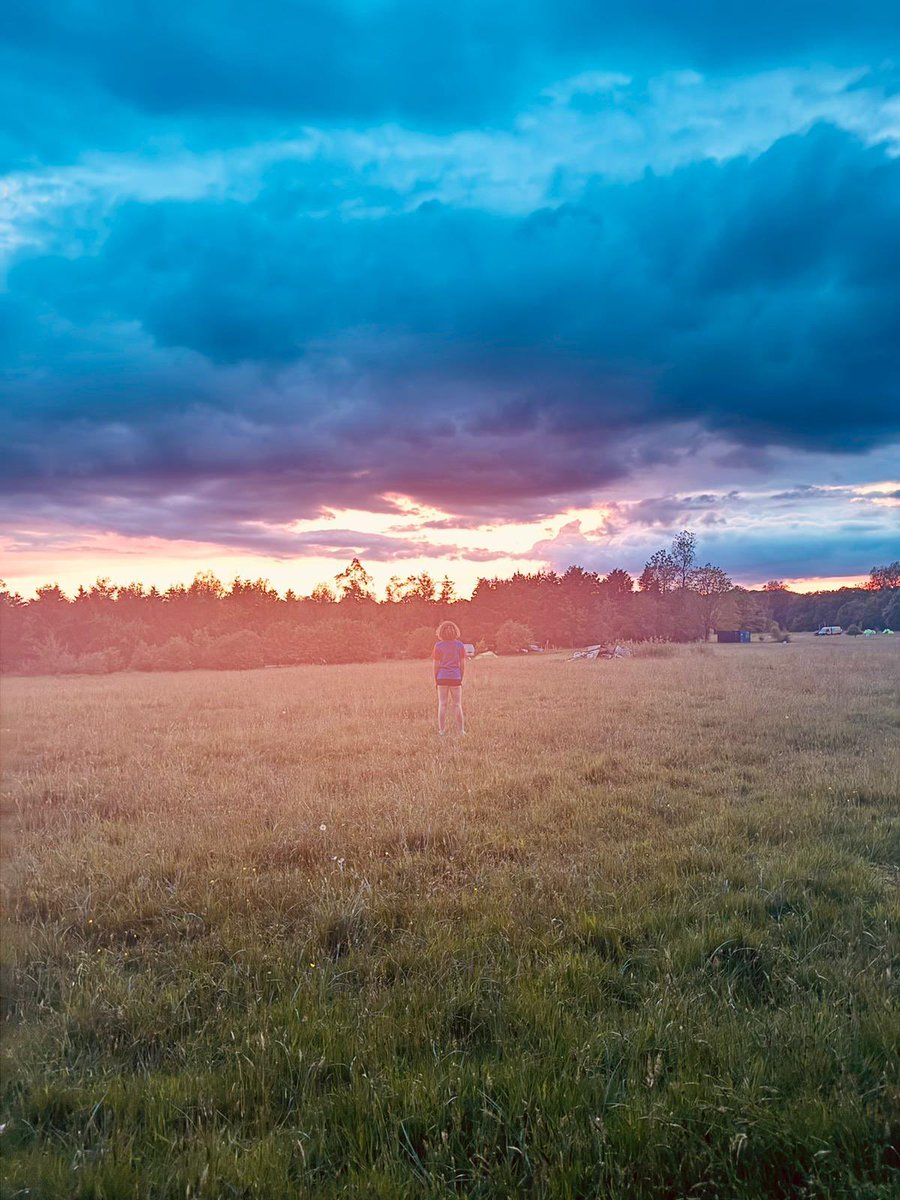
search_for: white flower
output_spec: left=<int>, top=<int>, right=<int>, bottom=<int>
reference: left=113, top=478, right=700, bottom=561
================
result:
left=319, top=824, right=327, bottom=832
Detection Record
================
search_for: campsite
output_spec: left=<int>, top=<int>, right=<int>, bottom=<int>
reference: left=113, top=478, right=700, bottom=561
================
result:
left=2, top=634, right=897, bottom=1198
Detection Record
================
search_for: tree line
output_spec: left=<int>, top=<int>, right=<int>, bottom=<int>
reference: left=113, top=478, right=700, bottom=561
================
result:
left=1, top=537, right=897, bottom=675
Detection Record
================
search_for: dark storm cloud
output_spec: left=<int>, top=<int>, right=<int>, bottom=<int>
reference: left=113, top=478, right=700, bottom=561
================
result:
left=3, top=0, right=897, bottom=164
left=3, top=3, right=900, bottom=584
left=6, top=125, right=900, bottom=523
left=22, top=118, right=898, bottom=425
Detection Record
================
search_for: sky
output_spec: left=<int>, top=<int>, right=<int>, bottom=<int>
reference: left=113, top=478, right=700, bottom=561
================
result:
left=1, top=1, right=899, bottom=599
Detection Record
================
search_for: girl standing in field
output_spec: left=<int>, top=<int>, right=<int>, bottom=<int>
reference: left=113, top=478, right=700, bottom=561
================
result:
left=433, top=620, right=466, bottom=736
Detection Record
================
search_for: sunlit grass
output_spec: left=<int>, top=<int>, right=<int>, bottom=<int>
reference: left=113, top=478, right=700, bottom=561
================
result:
left=2, top=636, right=898, bottom=1198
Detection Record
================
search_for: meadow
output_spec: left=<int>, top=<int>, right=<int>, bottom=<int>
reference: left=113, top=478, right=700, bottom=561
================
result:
left=1, top=637, right=898, bottom=1199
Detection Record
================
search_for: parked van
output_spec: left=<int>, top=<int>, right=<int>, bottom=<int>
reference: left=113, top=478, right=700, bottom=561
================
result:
left=815, top=626, right=843, bottom=636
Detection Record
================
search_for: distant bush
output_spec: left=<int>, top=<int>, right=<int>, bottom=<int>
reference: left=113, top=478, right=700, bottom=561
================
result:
left=495, top=620, right=535, bottom=655
left=129, top=637, right=193, bottom=671
left=129, top=641, right=156, bottom=671
left=261, top=622, right=318, bottom=666
left=315, top=619, right=380, bottom=664
left=205, top=631, right=263, bottom=670
left=768, top=625, right=791, bottom=643
left=73, top=650, right=116, bottom=674
left=24, top=635, right=77, bottom=675
left=845, top=624, right=862, bottom=636
left=406, top=626, right=437, bottom=659
left=157, top=636, right=193, bottom=670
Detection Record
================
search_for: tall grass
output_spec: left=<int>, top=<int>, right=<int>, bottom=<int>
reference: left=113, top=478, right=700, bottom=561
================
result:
left=2, top=637, right=898, bottom=1198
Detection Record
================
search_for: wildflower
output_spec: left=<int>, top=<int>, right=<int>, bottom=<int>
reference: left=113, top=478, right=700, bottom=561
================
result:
left=320, top=824, right=327, bottom=832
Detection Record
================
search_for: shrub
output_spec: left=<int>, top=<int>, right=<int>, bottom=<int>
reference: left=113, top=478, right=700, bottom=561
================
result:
left=129, top=638, right=193, bottom=671
left=189, top=629, right=217, bottom=669
left=153, top=636, right=193, bottom=671
left=845, top=624, right=862, bottom=636
left=262, top=621, right=318, bottom=665
left=24, top=635, right=77, bottom=675
left=494, top=620, right=535, bottom=655
left=205, top=631, right=264, bottom=670
left=316, top=619, right=380, bottom=664
left=72, top=650, right=115, bottom=674
left=129, top=641, right=155, bottom=671
left=405, top=626, right=437, bottom=659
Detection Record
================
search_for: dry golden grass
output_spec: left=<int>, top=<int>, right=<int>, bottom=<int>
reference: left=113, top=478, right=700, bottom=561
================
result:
left=1, top=636, right=898, bottom=1198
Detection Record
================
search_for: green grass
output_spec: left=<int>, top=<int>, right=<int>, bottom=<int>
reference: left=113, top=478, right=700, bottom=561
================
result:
left=2, top=636, right=898, bottom=1198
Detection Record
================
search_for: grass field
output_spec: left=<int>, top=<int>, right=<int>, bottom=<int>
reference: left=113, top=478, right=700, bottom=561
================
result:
left=2, top=637, right=898, bottom=1198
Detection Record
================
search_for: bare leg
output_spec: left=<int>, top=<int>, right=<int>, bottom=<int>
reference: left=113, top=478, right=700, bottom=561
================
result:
left=437, top=685, right=449, bottom=734
left=450, top=687, right=465, bottom=734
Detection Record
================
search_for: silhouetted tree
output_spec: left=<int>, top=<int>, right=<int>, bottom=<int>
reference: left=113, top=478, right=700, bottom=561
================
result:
left=335, top=558, right=375, bottom=602
left=866, top=561, right=900, bottom=591
left=639, top=550, right=678, bottom=597
left=688, top=564, right=734, bottom=639
left=602, top=568, right=634, bottom=597
left=438, top=576, right=456, bottom=603
left=670, top=531, right=697, bottom=589
left=5, top=534, right=894, bottom=675
left=309, top=582, right=336, bottom=604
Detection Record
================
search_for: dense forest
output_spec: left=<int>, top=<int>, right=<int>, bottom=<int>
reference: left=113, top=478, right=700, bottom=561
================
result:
left=1, top=534, right=898, bottom=675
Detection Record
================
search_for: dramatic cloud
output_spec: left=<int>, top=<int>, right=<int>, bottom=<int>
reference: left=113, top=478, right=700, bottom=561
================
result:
left=527, top=484, right=900, bottom=582
left=1, top=2, right=898, bottom=593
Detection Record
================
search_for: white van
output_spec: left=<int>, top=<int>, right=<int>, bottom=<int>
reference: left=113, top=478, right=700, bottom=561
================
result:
left=815, top=626, right=843, bottom=636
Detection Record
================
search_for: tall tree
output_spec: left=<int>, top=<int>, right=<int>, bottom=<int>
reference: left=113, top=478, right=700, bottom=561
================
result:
left=438, top=576, right=457, bottom=604
left=385, top=572, right=438, bottom=603
left=688, top=564, right=734, bottom=639
left=308, top=582, right=336, bottom=604
left=602, top=568, right=634, bottom=597
left=334, top=558, right=375, bottom=602
left=639, top=550, right=678, bottom=597
left=670, top=530, right=697, bottom=589
left=762, top=579, right=791, bottom=626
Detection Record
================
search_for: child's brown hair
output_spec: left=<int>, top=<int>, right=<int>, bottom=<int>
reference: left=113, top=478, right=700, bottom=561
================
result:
left=436, top=620, right=460, bottom=640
